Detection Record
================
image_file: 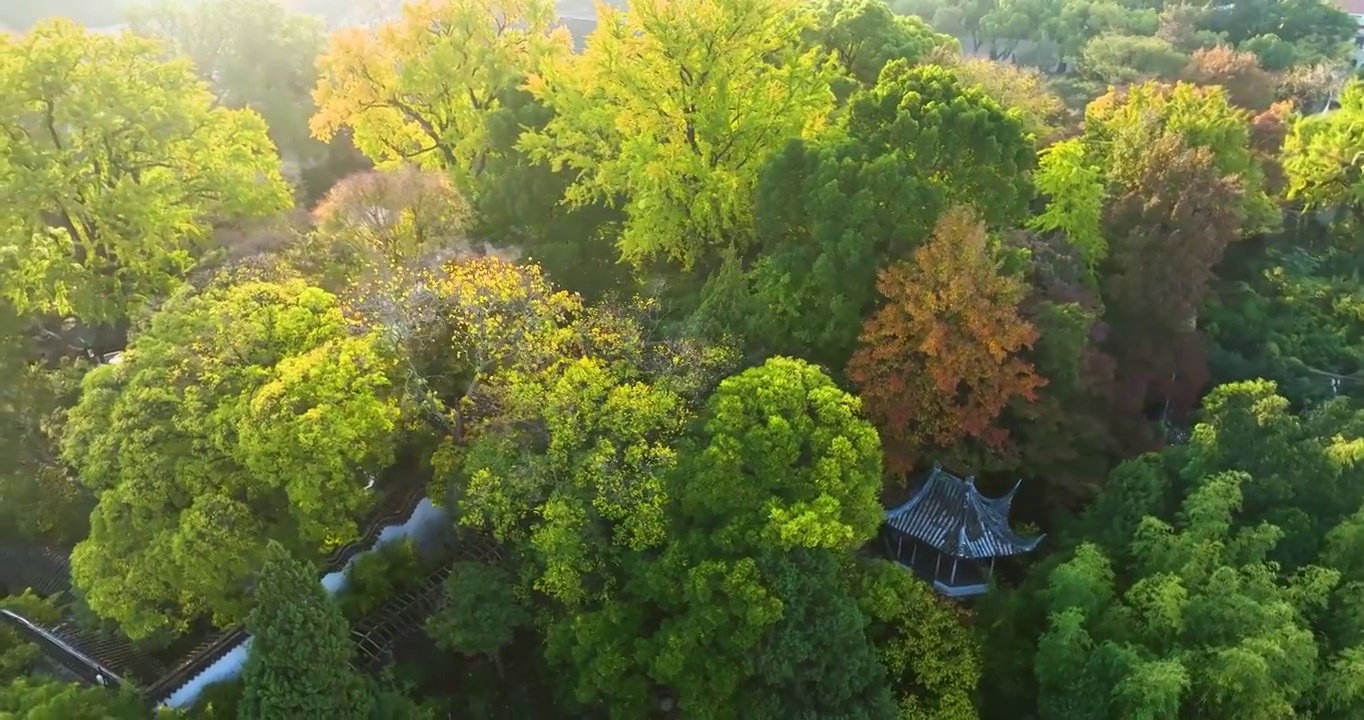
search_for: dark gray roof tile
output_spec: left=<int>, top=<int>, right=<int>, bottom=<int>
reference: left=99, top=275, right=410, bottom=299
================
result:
left=885, top=464, right=1044, bottom=559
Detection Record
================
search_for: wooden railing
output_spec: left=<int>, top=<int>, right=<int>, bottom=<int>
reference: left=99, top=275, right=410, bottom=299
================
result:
left=349, top=531, right=503, bottom=672
left=351, top=563, right=454, bottom=671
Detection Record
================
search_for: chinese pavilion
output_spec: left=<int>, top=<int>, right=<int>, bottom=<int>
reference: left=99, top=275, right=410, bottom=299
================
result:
left=882, top=463, right=1044, bottom=598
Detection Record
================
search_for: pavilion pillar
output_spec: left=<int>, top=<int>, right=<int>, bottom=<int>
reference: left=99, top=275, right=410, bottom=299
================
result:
left=934, top=553, right=942, bottom=580
left=896, top=535, right=903, bottom=559
left=910, top=543, right=918, bottom=565
left=950, top=557, right=959, bottom=584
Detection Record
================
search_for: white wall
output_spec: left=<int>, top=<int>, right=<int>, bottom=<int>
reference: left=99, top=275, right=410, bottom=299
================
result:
left=157, top=497, right=448, bottom=710
left=1349, top=13, right=1364, bottom=69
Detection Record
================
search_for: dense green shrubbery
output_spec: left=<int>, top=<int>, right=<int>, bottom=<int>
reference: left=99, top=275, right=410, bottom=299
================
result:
left=0, top=591, right=61, bottom=682
left=7, top=0, right=1364, bottom=716
left=337, top=539, right=427, bottom=620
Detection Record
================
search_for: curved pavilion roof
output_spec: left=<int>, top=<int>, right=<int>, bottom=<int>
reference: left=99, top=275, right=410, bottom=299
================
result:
left=884, top=464, right=1044, bottom=560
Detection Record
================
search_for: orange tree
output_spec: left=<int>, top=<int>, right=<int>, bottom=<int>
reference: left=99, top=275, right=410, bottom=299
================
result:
left=848, top=206, right=1044, bottom=476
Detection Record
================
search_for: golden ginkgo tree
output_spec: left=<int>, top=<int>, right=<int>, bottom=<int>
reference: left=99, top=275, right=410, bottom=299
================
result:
left=519, top=0, right=839, bottom=268
left=310, top=0, right=572, bottom=191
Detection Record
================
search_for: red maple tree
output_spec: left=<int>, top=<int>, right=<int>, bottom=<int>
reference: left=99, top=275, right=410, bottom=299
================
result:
left=1101, top=132, right=1240, bottom=424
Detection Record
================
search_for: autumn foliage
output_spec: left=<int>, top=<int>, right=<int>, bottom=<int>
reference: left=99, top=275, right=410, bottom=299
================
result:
left=848, top=207, right=1045, bottom=476
left=313, top=167, right=470, bottom=260
left=1182, top=45, right=1276, bottom=111
left=296, top=167, right=471, bottom=289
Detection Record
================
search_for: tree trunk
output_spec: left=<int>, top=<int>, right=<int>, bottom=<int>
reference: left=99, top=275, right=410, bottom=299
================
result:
left=492, top=648, right=505, bottom=680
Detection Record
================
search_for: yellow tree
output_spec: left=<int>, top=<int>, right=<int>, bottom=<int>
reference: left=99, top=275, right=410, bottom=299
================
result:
left=346, top=256, right=583, bottom=444
left=310, top=0, right=571, bottom=190
left=520, top=0, right=838, bottom=267
left=0, top=20, right=290, bottom=324
left=951, top=56, right=1069, bottom=145
left=1283, top=79, right=1364, bottom=219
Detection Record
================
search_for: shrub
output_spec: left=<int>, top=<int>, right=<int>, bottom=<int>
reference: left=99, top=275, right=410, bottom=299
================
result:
left=338, top=539, right=426, bottom=620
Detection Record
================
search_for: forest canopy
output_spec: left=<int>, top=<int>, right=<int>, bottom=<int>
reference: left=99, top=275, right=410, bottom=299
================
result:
left=3, top=0, right=1364, bottom=717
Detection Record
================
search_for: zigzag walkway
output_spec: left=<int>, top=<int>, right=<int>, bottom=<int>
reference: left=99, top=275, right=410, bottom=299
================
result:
left=0, top=466, right=434, bottom=702
left=351, top=563, right=454, bottom=672
left=350, top=532, right=503, bottom=673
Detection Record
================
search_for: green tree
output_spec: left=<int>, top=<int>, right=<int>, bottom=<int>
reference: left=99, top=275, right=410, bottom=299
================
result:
left=852, top=559, right=981, bottom=719
left=126, top=0, right=328, bottom=163
left=0, top=20, right=290, bottom=325
left=521, top=0, right=837, bottom=267
left=454, top=355, right=691, bottom=713
left=808, top=0, right=958, bottom=92
left=0, top=344, right=91, bottom=546
left=672, top=357, right=885, bottom=554
left=424, top=561, right=530, bottom=678
left=238, top=541, right=368, bottom=720
left=1284, top=79, right=1364, bottom=228
left=1182, top=380, right=1364, bottom=567
left=981, top=380, right=1364, bottom=717
left=1202, top=0, right=1356, bottom=67
left=642, top=358, right=890, bottom=718
left=0, top=678, right=146, bottom=720
left=0, top=591, right=61, bottom=682
left=689, top=549, right=898, bottom=719
left=1203, top=249, right=1364, bottom=408
left=1033, top=473, right=1330, bottom=719
left=1078, top=33, right=1189, bottom=86
left=237, top=334, right=403, bottom=544
left=451, top=354, right=977, bottom=718
left=708, top=61, right=1035, bottom=364
left=897, top=0, right=1066, bottom=62
left=62, top=275, right=404, bottom=638
left=849, top=61, right=1037, bottom=226
left=465, top=358, right=687, bottom=598
left=1029, top=138, right=1108, bottom=276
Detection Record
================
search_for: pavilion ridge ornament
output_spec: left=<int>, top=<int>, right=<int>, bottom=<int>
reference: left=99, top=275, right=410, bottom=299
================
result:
left=881, top=463, right=1044, bottom=598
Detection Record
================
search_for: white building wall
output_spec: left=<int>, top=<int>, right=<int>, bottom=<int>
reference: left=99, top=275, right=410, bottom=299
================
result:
left=1353, top=14, right=1364, bottom=68
left=157, top=497, right=449, bottom=710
